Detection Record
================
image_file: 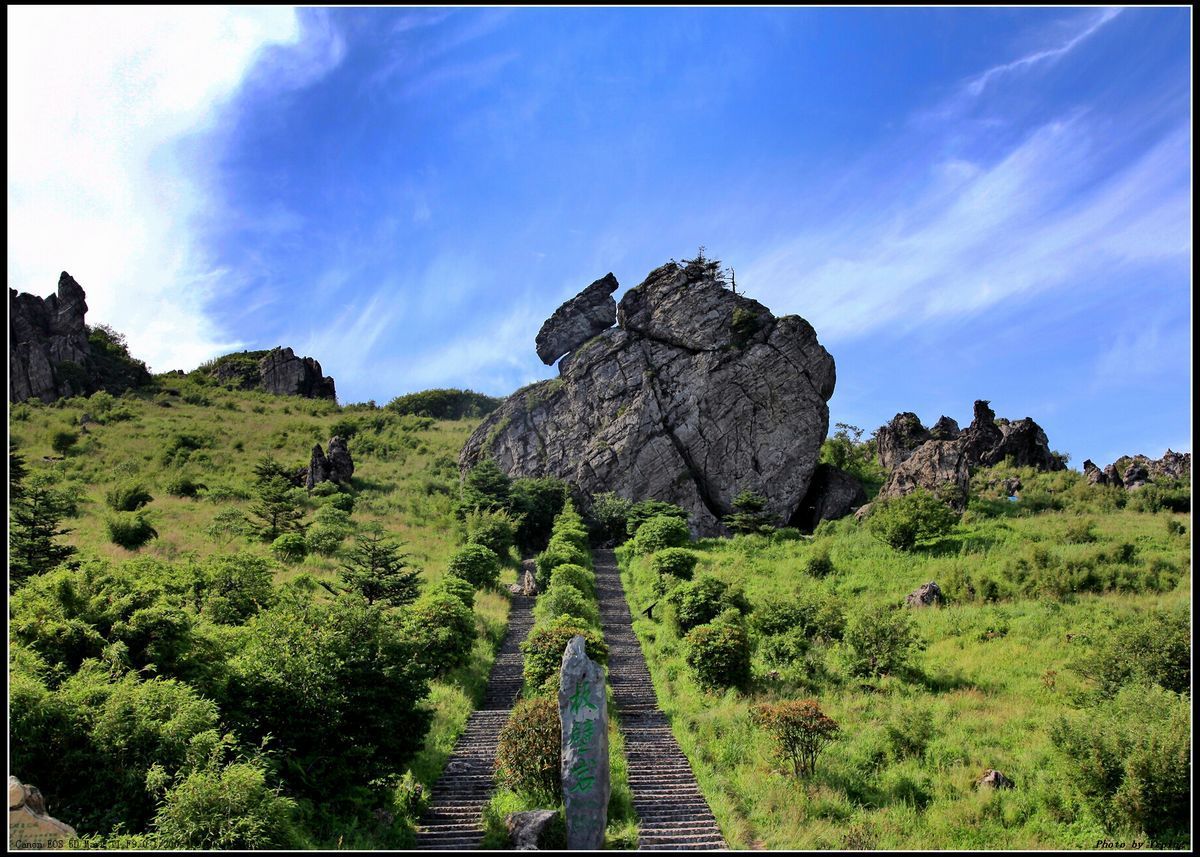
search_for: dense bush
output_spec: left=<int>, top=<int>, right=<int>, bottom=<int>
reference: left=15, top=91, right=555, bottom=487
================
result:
left=864, top=488, right=959, bottom=550
left=1051, top=684, right=1189, bottom=843
left=589, top=491, right=633, bottom=544
left=631, top=514, right=691, bottom=555
left=535, top=540, right=591, bottom=589
left=1125, top=479, right=1190, bottom=514
left=494, top=696, right=561, bottom=801
left=684, top=611, right=752, bottom=691
left=447, top=543, right=502, bottom=589
left=535, top=583, right=600, bottom=628
left=548, top=563, right=596, bottom=598
left=1070, top=608, right=1190, bottom=696
left=751, top=699, right=840, bottom=777
left=509, top=477, right=569, bottom=554
left=465, top=508, right=518, bottom=558
left=199, top=553, right=275, bottom=625
left=164, top=474, right=206, bottom=498
left=521, top=617, right=608, bottom=691
left=667, top=574, right=749, bottom=635
left=805, top=546, right=835, bottom=578
left=456, top=459, right=511, bottom=518
left=650, top=547, right=698, bottom=580
left=229, top=595, right=433, bottom=801
left=105, top=482, right=154, bottom=512
left=270, top=532, right=309, bottom=565
left=625, top=499, right=688, bottom=537
left=107, top=511, right=159, bottom=550
left=752, top=585, right=844, bottom=663
left=386, top=388, right=500, bottom=420
left=432, top=574, right=476, bottom=610
left=306, top=504, right=354, bottom=556
left=840, top=606, right=923, bottom=679
left=401, top=592, right=475, bottom=678
left=52, top=429, right=79, bottom=456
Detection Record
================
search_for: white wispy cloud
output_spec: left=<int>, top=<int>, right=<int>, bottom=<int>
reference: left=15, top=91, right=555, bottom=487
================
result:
left=965, top=7, right=1123, bottom=97
left=6, top=7, right=341, bottom=372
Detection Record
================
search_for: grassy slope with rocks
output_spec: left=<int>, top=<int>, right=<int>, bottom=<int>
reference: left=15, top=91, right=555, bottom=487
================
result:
left=617, top=463, right=1190, bottom=850
left=8, top=374, right=513, bottom=848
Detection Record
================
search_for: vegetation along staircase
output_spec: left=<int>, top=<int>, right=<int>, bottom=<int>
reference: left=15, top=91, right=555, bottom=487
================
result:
left=413, top=580, right=537, bottom=850
left=595, top=549, right=727, bottom=851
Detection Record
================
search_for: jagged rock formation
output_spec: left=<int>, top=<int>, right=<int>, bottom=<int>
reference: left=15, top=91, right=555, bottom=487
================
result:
left=461, top=259, right=836, bottom=535
left=10, top=272, right=151, bottom=403
left=302, top=436, right=354, bottom=490
left=791, top=464, right=867, bottom=532
left=258, top=347, right=337, bottom=399
left=876, top=412, right=931, bottom=470
left=1086, top=450, right=1191, bottom=490
left=876, top=439, right=971, bottom=511
left=535, top=273, right=619, bottom=365
left=906, top=581, right=945, bottom=608
left=928, top=416, right=960, bottom=440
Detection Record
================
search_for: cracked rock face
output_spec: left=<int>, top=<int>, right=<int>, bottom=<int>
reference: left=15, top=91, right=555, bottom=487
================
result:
left=535, top=273, right=619, bottom=365
left=9, top=272, right=92, bottom=403
left=258, top=347, right=337, bottom=400
left=461, top=260, right=835, bottom=536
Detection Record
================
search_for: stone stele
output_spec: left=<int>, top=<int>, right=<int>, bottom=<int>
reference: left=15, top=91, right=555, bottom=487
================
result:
left=9, top=776, right=77, bottom=849
left=558, top=635, right=609, bottom=850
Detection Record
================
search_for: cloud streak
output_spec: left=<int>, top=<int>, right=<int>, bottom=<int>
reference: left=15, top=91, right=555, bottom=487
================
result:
left=6, top=6, right=341, bottom=371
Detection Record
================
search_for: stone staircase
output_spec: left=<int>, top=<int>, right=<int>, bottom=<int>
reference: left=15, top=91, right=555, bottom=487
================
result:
left=594, top=549, right=727, bottom=851
left=413, top=587, right=536, bottom=850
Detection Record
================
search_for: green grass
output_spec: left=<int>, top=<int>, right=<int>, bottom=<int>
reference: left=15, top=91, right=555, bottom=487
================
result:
left=9, top=377, right=512, bottom=848
left=617, top=480, right=1190, bottom=850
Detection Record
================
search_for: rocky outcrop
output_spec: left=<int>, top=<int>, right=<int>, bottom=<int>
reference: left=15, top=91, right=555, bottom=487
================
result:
left=976, top=769, right=1015, bottom=790
left=258, top=347, right=336, bottom=399
left=303, top=436, right=354, bottom=490
left=876, top=412, right=931, bottom=470
left=791, top=464, right=867, bottom=532
left=506, top=809, right=560, bottom=849
left=535, top=274, right=619, bottom=365
left=875, top=439, right=971, bottom=511
left=875, top=400, right=1064, bottom=487
left=10, top=273, right=94, bottom=402
left=461, top=259, right=836, bottom=535
left=906, top=581, right=945, bottom=608
left=1088, top=450, right=1191, bottom=491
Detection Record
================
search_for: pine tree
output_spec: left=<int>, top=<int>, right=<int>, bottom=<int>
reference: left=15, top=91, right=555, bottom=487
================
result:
left=10, top=472, right=77, bottom=587
left=340, top=527, right=422, bottom=607
left=249, top=456, right=305, bottom=541
left=722, top=490, right=778, bottom=535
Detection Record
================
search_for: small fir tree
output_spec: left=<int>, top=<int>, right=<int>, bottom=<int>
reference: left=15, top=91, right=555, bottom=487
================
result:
left=340, top=527, right=422, bottom=607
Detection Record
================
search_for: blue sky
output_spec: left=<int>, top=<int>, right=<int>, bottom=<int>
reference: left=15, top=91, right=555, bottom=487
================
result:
left=7, top=7, right=1191, bottom=467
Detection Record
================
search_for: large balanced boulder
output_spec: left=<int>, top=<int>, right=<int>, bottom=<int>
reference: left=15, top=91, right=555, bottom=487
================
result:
left=461, top=259, right=836, bottom=535
left=258, top=347, right=337, bottom=399
left=535, top=274, right=619, bottom=365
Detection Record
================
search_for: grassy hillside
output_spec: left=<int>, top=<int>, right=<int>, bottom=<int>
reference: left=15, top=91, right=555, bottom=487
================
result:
left=616, top=465, right=1190, bottom=850
left=8, top=375, right=511, bottom=848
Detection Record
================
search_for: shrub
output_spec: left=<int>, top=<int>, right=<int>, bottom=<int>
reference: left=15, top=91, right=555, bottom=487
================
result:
left=1125, top=479, right=1190, bottom=514
left=107, top=512, right=159, bottom=550
left=200, top=553, right=275, bottom=625
left=51, top=429, right=79, bottom=456
left=1070, top=608, right=1190, bottom=696
left=684, top=611, right=752, bottom=691
left=548, top=563, right=595, bottom=598
left=509, top=477, right=569, bottom=554
left=164, top=474, right=206, bottom=498
left=271, top=533, right=309, bottom=565
left=1064, top=517, right=1097, bottom=544
left=465, top=507, right=519, bottom=560
left=154, top=760, right=301, bottom=849
left=650, top=547, right=698, bottom=581
left=535, top=541, right=591, bottom=589
left=667, top=574, right=748, bottom=635
left=534, top=583, right=600, bottom=628
left=106, top=482, right=154, bottom=512
left=402, top=592, right=475, bottom=677
left=1165, top=518, right=1186, bottom=537
left=841, top=606, right=923, bottom=678
left=883, top=698, right=935, bottom=761
left=805, top=546, right=835, bottom=578
left=493, top=696, right=561, bottom=801
left=205, top=508, right=251, bottom=544
left=521, top=617, right=608, bottom=690
left=865, top=489, right=959, bottom=550
left=723, top=490, right=778, bottom=534
left=456, top=459, right=512, bottom=518
left=432, top=574, right=476, bottom=610
left=447, top=543, right=502, bottom=589
left=752, top=586, right=844, bottom=644
left=1051, top=684, right=1189, bottom=842
left=625, top=500, right=688, bottom=537
left=306, top=526, right=347, bottom=556
left=589, top=492, right=633, bottom=544
left=631, top=514, right=691, bottom=554
left=751, top=699, right=840, bottom=777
